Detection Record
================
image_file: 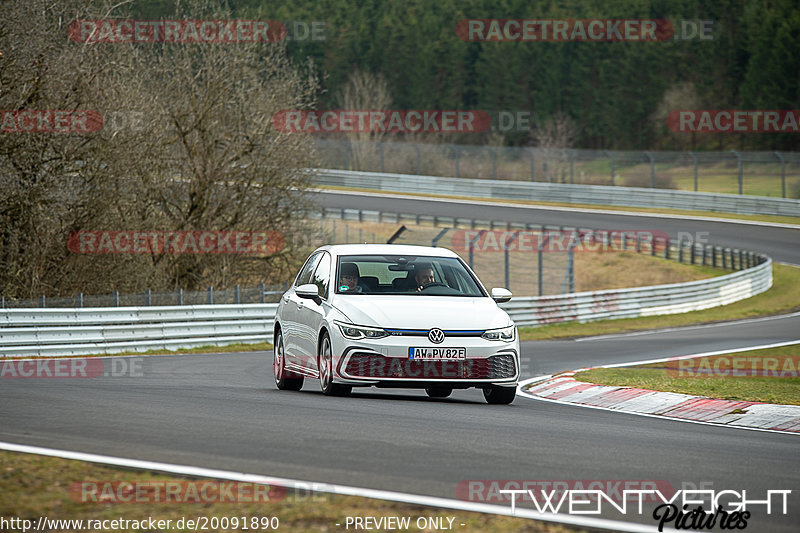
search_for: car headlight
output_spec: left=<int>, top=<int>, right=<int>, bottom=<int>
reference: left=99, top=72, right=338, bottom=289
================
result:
left=336, top=321, right=389, bottom=340
left=482, top=325, right=515, bottom=341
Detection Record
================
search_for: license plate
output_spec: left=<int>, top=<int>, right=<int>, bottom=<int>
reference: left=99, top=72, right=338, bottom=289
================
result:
left=408, top=347, right=466, bottom=360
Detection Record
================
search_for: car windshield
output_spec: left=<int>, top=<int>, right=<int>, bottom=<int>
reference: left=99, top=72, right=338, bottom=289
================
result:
left=335, top=254, right=486, bottom=296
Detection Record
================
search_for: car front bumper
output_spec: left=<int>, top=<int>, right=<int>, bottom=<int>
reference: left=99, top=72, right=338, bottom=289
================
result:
left=331, top=331, right=520, bottom=387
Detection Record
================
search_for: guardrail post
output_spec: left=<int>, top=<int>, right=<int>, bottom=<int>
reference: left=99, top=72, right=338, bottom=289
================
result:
left=504, top=231, right=520, bottom=289
left=538, top=232, right=550, bottom=296
left=722, top=249, right=727, bottom=269
left=636, top=233, right=641, bottom=253
left=569, top=150, right=574, bottom=184
left=488, top=147, right=497, bottom=179
left=689, top=151, right=698, bottom=191
left=731, top=150, right=742, bottom=195
left=664, top=238, right=670, bottom=260
left=678, top=239, right=683, bottom=263
left=528, top=148, right=535, bottom=181
left=775, top=152, right=786, bottom=198
left=207, top=286, right=213, bottom=305
left=77, top=293, right=83, bottom=308
left=234, top=285, right=240, bottom=304
left=145, top=289, right=151, bottom=306
left=179, top=288, right=184, bottom=305
left=604, top=150, right=615, bottom=185
left=645, top=151, right=655, bottom=188
left=738, top=249, right=744, bottom=270
left=113, top=291, right=119, bottom=307
left=259, top=283, right=265, bottom=303
left=1, top=296, right=4, bottom=308
left=713, top=246, right=718, bottom=268
left=690, top=241, right=696, bottom=264
left=452, top=144, right=460, bottom=178
left=39, top=295, right=45, bottom=308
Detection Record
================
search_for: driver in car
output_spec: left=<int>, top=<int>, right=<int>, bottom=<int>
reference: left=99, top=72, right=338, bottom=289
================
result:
left=414, top=264, right=436, bottom=292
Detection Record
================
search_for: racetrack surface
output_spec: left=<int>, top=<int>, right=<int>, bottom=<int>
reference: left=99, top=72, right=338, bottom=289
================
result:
left=314, top=190, right=800, bottom=265
left=2, top=193, right=799, bottom=530
left=2, top=314, right=799, bottom=531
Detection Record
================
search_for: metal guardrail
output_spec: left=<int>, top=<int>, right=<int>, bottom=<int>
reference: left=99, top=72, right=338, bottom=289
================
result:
left=0, top=304, right=277, bottom=357
left=314, top=169, right=800, bottom=217
left=0, top=251, right=771, bottom=357
left=502, top=254, right=772, bottom=326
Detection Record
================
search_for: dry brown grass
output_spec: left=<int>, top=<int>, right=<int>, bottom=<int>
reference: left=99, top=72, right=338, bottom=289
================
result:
left=319, top=219, right=725, bottom=295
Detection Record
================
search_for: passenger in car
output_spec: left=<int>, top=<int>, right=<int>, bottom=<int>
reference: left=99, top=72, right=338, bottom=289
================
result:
left=339, top=262, right=368, bottom=293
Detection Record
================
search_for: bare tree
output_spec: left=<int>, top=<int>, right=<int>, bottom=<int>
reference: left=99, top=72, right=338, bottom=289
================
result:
left=534, top=112, right=577, bottom=183
left=335, top=69, right=392, bottom=171
left=0, top=0, right=319, bottom=299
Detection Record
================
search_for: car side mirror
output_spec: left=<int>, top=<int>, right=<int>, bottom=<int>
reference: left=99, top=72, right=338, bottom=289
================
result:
left=491, top=288, right=512, bottom=303
left=296, top=283, right=321, bottom=304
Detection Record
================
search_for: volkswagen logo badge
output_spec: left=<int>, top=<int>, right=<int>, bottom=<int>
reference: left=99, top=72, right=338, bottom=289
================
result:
left=428, top=328, right=445, bottom=344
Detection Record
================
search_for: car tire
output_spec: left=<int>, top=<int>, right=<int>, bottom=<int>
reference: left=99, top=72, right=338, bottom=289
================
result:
left=273, top=330, right=303, bottom=391
left=483, top=385, right=516, bottom=405
left=425, top=386, right=452, bottom=398
left=318, top=333, right=351, bottom=396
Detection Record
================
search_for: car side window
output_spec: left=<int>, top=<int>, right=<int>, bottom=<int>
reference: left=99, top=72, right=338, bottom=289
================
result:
left=295, top=253, right=322, bottom=287
left=311, top=253, right=331, bottom=300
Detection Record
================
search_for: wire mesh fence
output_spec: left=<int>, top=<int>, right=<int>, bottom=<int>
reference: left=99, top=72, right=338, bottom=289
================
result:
left=314, top=139, right=800, bottom=198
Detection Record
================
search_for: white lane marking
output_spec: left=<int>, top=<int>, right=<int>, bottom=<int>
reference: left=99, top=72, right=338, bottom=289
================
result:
left=594, top=339, right=800, bottom=369
left=574, top=311, right=800, bottom=342
left=316, top=188, right=800, bottom=229
left=0, top=441, right=668, bottom=533
left=518, top=340, right=800, bottom=436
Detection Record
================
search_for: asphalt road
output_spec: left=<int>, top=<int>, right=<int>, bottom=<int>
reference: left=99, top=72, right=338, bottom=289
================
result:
left=2, top=315, right=799, bottom=531
left=314, top=190, right=800, bottom=265
left=2, top=193, right=799, bottom=531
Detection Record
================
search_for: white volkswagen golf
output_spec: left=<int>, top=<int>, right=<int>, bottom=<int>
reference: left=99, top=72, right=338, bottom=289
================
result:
left=272, top=244, right=520, bottom=404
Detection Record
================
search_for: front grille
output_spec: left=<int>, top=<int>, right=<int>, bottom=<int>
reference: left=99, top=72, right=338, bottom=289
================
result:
left=343, top=353, right=516, bottom=380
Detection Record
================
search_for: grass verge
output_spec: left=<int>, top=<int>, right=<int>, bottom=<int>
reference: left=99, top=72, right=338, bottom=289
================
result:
left=518, top=263, right=800, bottom=341
left=573, top=344, right=800, bottom=405
left=0, top=451, right=580, bottom=533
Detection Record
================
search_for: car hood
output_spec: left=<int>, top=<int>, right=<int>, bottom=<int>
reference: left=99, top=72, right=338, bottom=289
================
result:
left=331, top=295, right=512, bottom=330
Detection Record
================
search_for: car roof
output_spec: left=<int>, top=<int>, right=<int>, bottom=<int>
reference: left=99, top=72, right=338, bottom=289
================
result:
left=317, top=244, right=460, bottom=258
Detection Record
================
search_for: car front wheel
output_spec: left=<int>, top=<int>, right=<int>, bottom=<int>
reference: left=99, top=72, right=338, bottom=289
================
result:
left=273, top=330, right=303, bottom=391
left=318, top=333, right=351, bottom=396
left=483, top=385, right=516, bottom=405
